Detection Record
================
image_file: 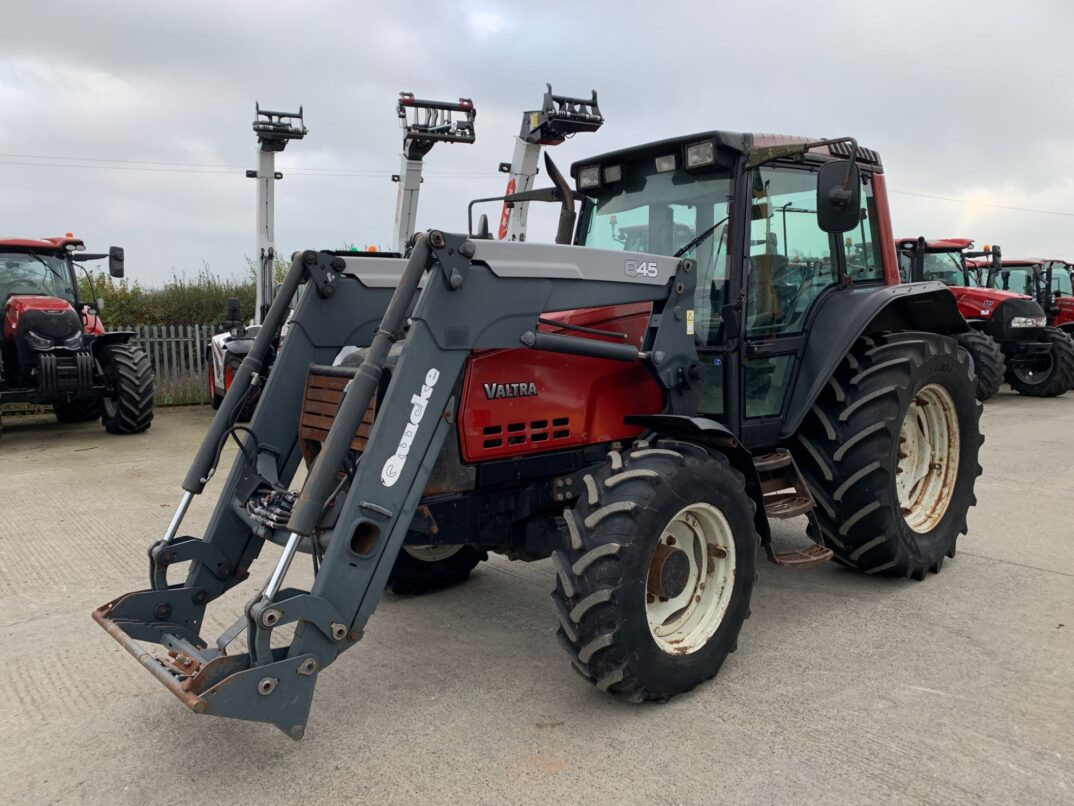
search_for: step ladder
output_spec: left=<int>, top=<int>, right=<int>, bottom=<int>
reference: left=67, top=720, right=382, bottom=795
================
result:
left=754, top=449, right=833, bottom=569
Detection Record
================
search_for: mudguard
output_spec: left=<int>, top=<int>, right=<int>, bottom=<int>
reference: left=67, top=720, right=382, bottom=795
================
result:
left=88, top=330, right=134, bottom=356
left=625, top=413, right=769, bottom=541
left=781, top=282, right=967, bottom=439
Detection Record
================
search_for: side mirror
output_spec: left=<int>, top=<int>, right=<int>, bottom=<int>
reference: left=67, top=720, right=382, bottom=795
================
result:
left=816, top=160, right=861, bottom=233
left=108, top=246, right=125, bottom=278
left=225, top=296, right=242, bottom=327
left=96, top=297, right=105, bottom=312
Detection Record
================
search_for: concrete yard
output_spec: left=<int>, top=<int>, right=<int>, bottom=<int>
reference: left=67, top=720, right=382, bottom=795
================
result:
left=0, top=395, right=1071, bottom=805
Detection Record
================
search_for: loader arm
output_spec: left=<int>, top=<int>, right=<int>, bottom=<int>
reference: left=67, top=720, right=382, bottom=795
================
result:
left=94, top=231, right=698, bottom=738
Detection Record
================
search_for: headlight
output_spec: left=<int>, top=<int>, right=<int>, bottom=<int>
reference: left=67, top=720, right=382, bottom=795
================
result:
left=1010, top=316, right=1046, bottom=328
left=22, top=329, right=53, bottom=350
left=64, top=332, right=84, bottom=349
left=577, top=164, right=601, bottom=190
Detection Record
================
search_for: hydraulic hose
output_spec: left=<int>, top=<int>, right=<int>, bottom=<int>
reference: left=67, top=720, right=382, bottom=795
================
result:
left=182, top=252, right=311, bottom=494
left=285, top=235, right=432, bottom=537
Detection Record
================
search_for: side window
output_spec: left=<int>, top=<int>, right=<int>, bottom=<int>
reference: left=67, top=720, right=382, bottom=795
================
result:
left=746, top=166, right=835, bottom=337
left=844, top=174, right=884, bottom=283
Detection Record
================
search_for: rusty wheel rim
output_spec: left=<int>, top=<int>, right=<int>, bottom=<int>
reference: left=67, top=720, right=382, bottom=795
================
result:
left=897, top=383, right=960, bottom=534
left=645, top=503, right=736, bottom=655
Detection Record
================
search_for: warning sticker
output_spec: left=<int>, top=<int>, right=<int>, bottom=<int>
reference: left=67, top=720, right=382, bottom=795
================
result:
left=686, top=309, right=695, bottom=336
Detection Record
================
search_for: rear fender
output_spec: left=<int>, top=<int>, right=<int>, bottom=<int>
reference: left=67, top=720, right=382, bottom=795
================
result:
left=781, top=283, right=966, bottom=439
left=625, top=414, right=769, bottom=542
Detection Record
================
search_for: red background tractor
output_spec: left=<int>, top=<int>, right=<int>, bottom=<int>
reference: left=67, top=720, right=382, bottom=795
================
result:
left=0, top=235, right=154, bottom=435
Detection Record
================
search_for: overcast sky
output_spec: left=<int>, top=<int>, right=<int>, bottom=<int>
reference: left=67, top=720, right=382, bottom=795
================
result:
left=2, top=0, right=1073, bottom=284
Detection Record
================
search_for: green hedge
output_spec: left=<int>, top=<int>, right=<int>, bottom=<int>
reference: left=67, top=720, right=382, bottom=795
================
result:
left=77, top=257, right=289, bottom=327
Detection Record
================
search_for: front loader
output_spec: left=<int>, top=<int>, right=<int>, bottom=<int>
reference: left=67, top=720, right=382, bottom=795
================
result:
left=95, top=129, right=983, bottom=739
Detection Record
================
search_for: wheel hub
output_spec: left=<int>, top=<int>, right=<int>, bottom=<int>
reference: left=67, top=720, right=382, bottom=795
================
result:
left=645, top=503, right=736, bottom=655
left=647, top=543, right=691, bottom=599
left=896, top=383, right=960, bottom=534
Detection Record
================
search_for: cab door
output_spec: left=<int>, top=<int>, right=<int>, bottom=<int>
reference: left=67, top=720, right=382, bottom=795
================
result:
left=738, top=163, right=883, bottom=448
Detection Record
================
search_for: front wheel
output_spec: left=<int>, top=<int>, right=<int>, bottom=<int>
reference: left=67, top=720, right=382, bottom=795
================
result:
left=100, top=344, right=154, bottom=434
left=1007, top=328, right=1074, bottom=397
left=955, top=330, right=1005, bottom=401
left=793, top=332, right=983, bottom=579
left=387, top=543, right=487, bottom=595
left=551, top=440, right=756, bottom=702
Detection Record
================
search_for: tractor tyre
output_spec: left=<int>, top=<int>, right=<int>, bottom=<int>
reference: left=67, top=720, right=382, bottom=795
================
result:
left=955, top=330, right=1005, bottom=401
left=792, top=332, right=982, bottom=579
left=551, top=440, right=756, bottom=702
left=53, top=398, right=102, bottom=423
left=100, top=344, right=154, bottom=434
left=387, top=544, right=488, bottom=595
left=1007, top=328, right=1074, bottom=397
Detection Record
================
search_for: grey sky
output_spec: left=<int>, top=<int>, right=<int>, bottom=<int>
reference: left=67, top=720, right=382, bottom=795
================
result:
left=2, top=0, right=1073, bottom=284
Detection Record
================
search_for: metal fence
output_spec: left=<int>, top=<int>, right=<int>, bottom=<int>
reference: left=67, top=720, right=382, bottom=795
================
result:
left=116, top=324, right=218, bottom=406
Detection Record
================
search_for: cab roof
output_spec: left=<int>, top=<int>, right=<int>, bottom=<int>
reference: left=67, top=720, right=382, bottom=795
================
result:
left=0, top=236, right=84, bottom=252
left=895, top=237, right=975, bottom=252
left=570, top=130, right=882, bottom=179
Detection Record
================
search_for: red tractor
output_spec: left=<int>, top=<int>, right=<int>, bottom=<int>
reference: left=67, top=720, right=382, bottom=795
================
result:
left=896, top=238, right=1073, bottom=398
left=0, top=236, right=154, bottom=435
left=970, top=256, right=1074, bottom=395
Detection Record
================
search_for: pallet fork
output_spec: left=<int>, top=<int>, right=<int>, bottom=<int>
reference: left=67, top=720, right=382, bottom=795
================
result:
left=248, top=103, right=307, bottom=324
left=93, top=222, right=700, bottom=738
left=496, top=84, right=603, bottom=241
left=392, top=94, right=477, bottom=253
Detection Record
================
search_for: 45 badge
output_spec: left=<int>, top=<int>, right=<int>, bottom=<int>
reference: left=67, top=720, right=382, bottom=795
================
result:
left=624, top=259, right=658, bottom=279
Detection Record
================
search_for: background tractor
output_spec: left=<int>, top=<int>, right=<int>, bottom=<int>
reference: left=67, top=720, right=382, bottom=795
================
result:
left=0, top=235, right=153, bottom=436
left=897, top=237, right=1072, bottom=399
left=971, top=256, right=1074, bottom=396
left=96, top=130, right=983, bottom=738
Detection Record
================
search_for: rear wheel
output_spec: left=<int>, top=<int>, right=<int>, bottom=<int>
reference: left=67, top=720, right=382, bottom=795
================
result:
left=53, top=398, right=102, bottom=423
left=100, top=344, right=154, bottom=434
left=955, top=330, right=1005, bottom=401
left=551, top=440, right=756, bottom=702
left=792, top=332, right=982, bottom=579
left=1007, top=328, right=1074, bottom=397
left=387, top=543, right=487, bottom=595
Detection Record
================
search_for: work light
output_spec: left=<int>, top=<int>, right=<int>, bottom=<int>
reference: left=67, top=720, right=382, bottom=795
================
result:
left=655, top=154, right=677, bottom=173
left=685, top=140, right=716, bottom=168
left=578, top=165, right=601, bottom=189
left=603, top=164, right=623, bottom=184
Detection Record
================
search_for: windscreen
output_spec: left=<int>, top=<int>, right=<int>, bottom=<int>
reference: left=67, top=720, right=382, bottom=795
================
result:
left=0, top=251, right=77, bottom=304
left=580, top=165, right=734, bottom=347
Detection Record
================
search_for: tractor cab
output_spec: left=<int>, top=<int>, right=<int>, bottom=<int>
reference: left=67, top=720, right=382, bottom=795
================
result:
left=569, top=132, right=894, bottom=439
left=981, top=259, right=1074, bottom=334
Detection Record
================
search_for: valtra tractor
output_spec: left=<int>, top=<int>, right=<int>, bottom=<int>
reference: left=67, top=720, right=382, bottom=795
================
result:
left=95, top=129, right=983, bottom=739
left=896, top=238, right=1073, bottom=399
left=0, top=236, right=153, bottom=436
left=971, top=256, right=1074, bottom=395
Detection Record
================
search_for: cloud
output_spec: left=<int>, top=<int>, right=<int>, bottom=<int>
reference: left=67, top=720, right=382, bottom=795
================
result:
left=1, top=0, right=1072, bottom=284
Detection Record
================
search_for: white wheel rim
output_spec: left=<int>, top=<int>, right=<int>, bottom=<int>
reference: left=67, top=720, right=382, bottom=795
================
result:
left=403, top=545, right=464, bottom=562
left=645, top=503, right=736, bottom=655
left=896, top=383, right=960, bottom=533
